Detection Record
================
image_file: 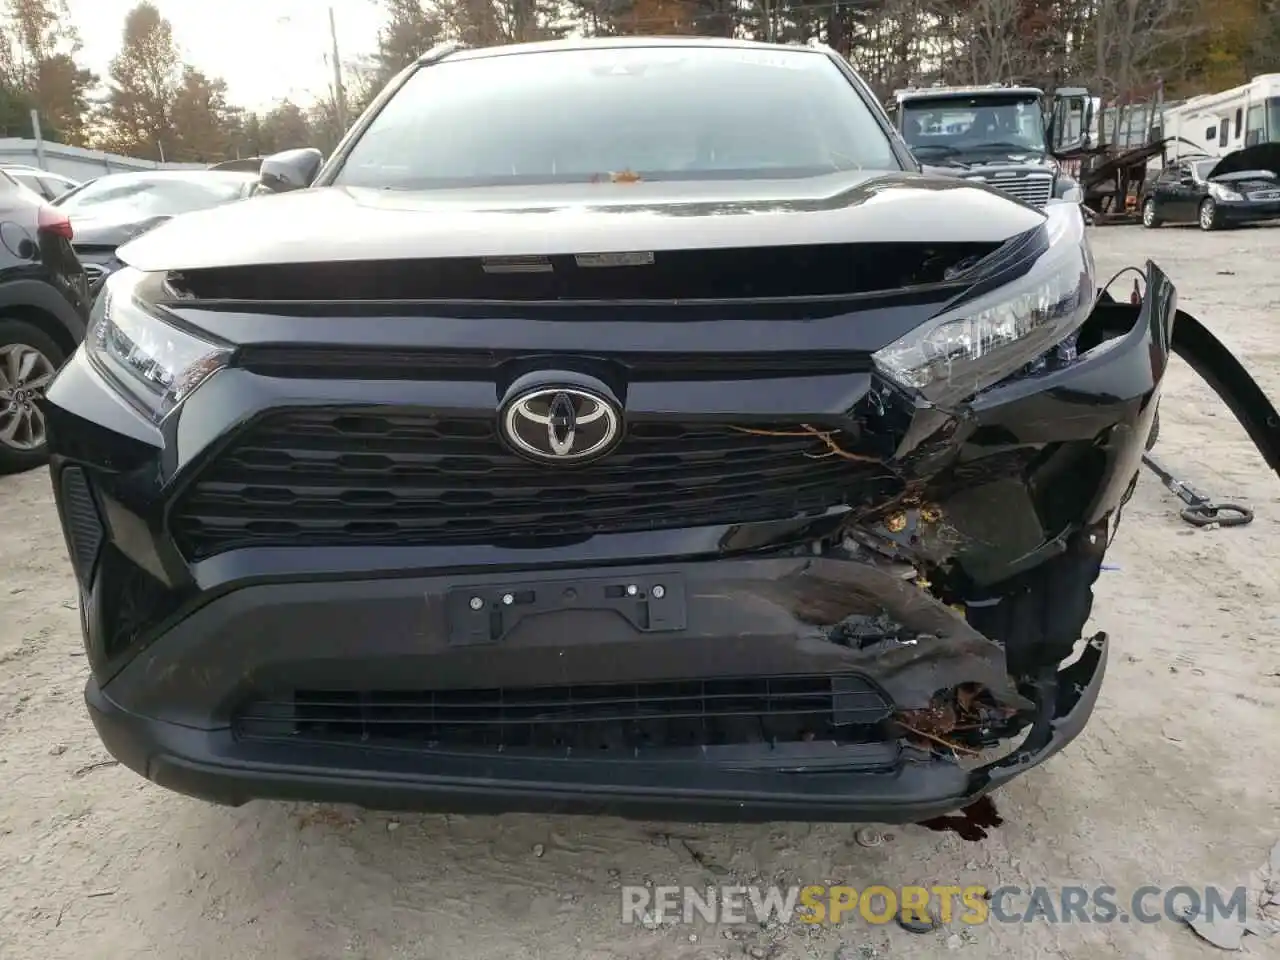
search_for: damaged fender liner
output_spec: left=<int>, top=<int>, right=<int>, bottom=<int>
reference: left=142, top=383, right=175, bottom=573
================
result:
left=1170, top=306, right=1280, bottom=476
left=84, top=556, right=1104, bottom=823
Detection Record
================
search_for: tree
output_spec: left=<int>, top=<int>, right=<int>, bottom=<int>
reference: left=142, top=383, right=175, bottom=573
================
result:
left=359, top=0, right=444, bottom=107
left=1, top=0, right=96, bottom=144
left=0, top=77, right=35, bottom=136
left=308, top=98, right=349, bottom=154
left=257, top=100, right=313, bottom=154
left=101, top=2, right=181, bottom=160
left=171, top=66, right=233, bottom=161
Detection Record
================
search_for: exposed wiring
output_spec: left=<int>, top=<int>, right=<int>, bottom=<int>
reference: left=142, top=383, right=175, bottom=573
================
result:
left=1101, top=266, right=1146, bottom=300
left=895, top=719, right=982, bottom=757
left=729, top=424, right=883, bottom=463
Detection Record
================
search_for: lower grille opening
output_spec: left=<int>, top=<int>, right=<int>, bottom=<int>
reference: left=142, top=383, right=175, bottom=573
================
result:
left=234, top=674, right=896, bottom=762
left=96, top=544, right=187, bottom=661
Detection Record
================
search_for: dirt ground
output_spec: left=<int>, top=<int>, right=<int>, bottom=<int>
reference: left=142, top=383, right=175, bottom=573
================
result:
left=2, top=224, right=1280, bottom=960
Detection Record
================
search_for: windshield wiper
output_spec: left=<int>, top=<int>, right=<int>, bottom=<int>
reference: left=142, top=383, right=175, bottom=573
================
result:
left=964, top=141, right=1041, bottom=153
left=909, top=144, right=959, bottom=156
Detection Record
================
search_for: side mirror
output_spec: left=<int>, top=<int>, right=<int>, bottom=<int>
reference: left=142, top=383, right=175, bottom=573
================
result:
left=256, top=147, right=324, bottom=194
left=1048, top=88, right=1094, bottom=157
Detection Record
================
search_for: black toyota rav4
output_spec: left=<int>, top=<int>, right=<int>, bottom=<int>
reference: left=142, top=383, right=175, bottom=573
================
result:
left=42, top=38, right=1280, bottom=822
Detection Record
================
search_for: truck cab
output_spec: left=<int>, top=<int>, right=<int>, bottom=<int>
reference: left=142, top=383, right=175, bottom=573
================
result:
left=892, top=83, right=1093, bottom=207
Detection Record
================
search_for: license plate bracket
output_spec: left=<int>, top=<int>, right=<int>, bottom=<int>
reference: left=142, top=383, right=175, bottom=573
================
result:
left=446, top=573, right=687, bottom=646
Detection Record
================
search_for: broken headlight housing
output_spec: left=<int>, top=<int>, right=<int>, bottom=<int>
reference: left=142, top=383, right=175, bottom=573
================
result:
left=872, top=203, right=1095, bottom=408
left=86, top=268, right=232, bottom=423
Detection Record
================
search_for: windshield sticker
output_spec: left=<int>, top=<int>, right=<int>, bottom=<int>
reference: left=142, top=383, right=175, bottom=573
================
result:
left=575, top=252, right=655, bottom=269
left=481, top=256, right=553, bottom=274
left=723, top=51, right=808, bottom=71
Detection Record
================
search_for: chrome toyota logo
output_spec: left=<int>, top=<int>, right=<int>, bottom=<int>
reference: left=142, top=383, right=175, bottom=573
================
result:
left=501, top=386, right=622, bottom=463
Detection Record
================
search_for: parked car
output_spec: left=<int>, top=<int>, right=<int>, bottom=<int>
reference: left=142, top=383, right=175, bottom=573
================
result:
left=0, top=169, right=89, bottom=473
left=52, top=170, right=257, bottom=296
left=40, top=37, right=1278, bottom=823
left=1142, top=144, right=1280, bottom=230
left=0, top=164, right=80, bottom=203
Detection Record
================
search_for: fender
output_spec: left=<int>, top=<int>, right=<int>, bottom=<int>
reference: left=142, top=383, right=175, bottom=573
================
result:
left=0, top=277, right=89, bottom=344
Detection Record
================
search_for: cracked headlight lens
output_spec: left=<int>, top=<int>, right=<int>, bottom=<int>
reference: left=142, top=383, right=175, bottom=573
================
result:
left=86, top=267, right=231, bottom=423
left=872, top=203, right=1095, bottom=407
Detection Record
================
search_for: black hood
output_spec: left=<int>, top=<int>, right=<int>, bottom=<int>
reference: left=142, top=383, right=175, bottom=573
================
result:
left=1208, top=144, right=1280, bottom=181
left=118, top=170, right=1047, bottom=273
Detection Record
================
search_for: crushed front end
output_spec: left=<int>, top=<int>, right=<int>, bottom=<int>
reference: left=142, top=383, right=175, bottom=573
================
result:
left=45, top=202, right=1167, bottom=822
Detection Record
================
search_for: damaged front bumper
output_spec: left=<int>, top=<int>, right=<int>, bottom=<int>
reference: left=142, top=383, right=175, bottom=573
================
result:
left=85, top=555, right=1108, bottom=822
left=51, top=249, right=1264, bottom=822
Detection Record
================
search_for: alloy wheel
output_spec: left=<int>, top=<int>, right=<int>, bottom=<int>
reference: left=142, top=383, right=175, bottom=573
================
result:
left=0, top=342, right=56, bottom=451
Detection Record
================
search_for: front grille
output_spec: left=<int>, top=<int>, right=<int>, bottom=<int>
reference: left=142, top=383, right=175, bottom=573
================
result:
left=234, top=673, right=896, bottom=759
left=171, top=410, right=896, bottom=558
left=976, top=173, right=1054, bottom=208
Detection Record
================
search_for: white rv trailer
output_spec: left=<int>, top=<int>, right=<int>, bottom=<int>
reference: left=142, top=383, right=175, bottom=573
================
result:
left=1157, top=74, right=1280, bottom=161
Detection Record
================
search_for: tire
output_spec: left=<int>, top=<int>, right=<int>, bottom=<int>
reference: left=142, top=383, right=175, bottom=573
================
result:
left=0, top=318, right=66, bottom=475
left=1141, top=198, right=1161, bottom=228
left=1145, top=407, right=1160, bottom=452
left=1199, top=198, right=1220, bottom=231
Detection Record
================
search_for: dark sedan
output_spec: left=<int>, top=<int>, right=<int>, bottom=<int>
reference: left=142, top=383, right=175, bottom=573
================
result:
left=1143, top=144, right=1280, bottom=231
left=54, top=170, right=257, bottom=294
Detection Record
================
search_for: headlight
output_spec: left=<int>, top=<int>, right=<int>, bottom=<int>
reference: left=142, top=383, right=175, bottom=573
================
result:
left=86, top=268, right=231, bottom=423
left=1208, top=182, right=1242, bottom=201
left=872, top=203, right=1094, bottom=407
left=1057, top=183, right=1084, bottom=204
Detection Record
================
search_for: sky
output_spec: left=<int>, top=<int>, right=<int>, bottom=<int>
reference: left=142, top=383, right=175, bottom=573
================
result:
left=66, top=0, right=386, bottom=113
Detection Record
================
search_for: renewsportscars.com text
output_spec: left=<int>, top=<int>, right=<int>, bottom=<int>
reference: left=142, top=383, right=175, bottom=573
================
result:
left=620, top=884, right=1248, bottom=927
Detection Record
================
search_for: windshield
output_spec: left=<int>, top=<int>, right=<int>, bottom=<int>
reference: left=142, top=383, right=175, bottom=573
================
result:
left=900, top=95, right=1047, bottom=155
left=1193, top=160, right=1217, bottom=180
left=54, top=175, right=248, bottom=219
left=334, top=46, right=901, bottom=189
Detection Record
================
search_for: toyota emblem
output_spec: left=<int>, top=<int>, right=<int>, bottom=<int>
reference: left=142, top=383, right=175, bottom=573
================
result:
left=501, top=386, right=622, bottom=464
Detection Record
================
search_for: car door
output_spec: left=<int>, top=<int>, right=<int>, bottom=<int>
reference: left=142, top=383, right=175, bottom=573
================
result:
left=1165, top=162, right=1201, bottom=221
left=1149, top=165, right=1181, bottom=220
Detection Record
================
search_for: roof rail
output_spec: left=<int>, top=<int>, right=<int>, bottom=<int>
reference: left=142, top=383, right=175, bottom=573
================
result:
left=417, top=41, right=466, bottom=65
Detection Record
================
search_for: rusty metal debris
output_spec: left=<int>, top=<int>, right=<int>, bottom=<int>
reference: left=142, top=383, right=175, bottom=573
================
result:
left=883, top=511, right=908, bottom=533
left=896, top=683, right=1018, bottom=757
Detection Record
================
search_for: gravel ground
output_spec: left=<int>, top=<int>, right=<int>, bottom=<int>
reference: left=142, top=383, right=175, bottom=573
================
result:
left=2, top=223, right=1279, bottom=960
